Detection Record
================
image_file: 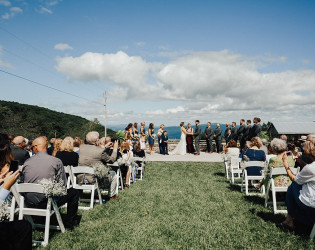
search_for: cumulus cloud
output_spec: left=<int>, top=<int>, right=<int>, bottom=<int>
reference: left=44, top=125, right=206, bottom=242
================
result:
left=56, top=49, right=315, bottom=122
left=0, top=0, right=10, bottom=7
left=54, top=43, right=73, bottom=51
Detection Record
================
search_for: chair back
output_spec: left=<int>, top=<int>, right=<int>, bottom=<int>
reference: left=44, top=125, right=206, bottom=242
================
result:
left=71, top=166, right=95, bottom=175
left=230, top=157, right=241, bottom=169
left=14, top=183, right=45, bottom=194
left=270, top=167, right=300, bottom=176
left=244, top=161, right=266, bottom=168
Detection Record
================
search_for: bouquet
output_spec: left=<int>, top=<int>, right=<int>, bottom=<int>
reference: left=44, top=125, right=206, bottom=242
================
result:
left=0, top=201, right=10, bottom=222
left=152, top=133, right=156, bottom=138
left=93, top=162, right=109, bottom=178
left=38, top=178, right=67, bottom=198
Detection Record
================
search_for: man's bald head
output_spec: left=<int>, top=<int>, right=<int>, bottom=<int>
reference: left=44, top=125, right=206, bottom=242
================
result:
left=32, top=136, right=48, bottom=152
left=13, top=136, right=25, bottom=147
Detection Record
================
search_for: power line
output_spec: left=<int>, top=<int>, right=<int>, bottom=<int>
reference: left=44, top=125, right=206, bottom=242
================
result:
left=0, top=68, right=104, bottom=106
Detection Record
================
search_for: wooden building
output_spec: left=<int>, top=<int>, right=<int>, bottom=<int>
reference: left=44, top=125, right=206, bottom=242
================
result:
left=267, top=122, right=315, bottom=140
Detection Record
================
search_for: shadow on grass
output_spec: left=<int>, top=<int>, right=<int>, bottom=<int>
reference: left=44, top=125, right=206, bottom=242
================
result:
left=244, top=195, right=265, bottom=205
left=227, top=184, right=241, bottom=192
left=213, top=172, right=225, bottom=177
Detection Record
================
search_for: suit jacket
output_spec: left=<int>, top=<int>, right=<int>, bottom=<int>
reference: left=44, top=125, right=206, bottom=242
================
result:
left=161, top=134, right=168, bottom=145
left=249, top=123, right=262, bottom=139
left=214, top=128, right=222, bottom=141
left=224, top=126, right=231, bottom=139
left=243, top=125, right=251, bottom=141
left=78, top=144, right=117, bottom=184
left=205, top=126, right=214, bottom=139
left=10, top=145, right=30, bottom=166
left=194, top=125, right=201, bottom=139
left=236, top=124, right=246, bottom=140
left=231, top=127, right=237, bottom=140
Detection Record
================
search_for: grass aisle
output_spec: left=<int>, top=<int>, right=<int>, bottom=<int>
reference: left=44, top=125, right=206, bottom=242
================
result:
left=41, top=162, right=314, bottom=249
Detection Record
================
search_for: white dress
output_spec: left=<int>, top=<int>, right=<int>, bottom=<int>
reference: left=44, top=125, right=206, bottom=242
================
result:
left=170, top=131, right=187, bottom=155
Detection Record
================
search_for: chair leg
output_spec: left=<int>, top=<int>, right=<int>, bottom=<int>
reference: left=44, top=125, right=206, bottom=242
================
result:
left=18, top=197, right=24, bottom=220
left=272, top=185, right=278, bottom=214
left=90, top=188, right=95, bottom=209
left=310, top=224, right=315, bottom=239
left=10, top=197, right=16, bottom=221
left=43, top=200, right=52, bottom=246
left=51, top=200, right=65, bottom=233
left=97, top=186, right=102, bottom=204
left=264, top=182, right=270, bottom=208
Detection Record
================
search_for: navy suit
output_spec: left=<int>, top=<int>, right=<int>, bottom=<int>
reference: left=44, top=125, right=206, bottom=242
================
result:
left=161, top=134, right=168, bottom=155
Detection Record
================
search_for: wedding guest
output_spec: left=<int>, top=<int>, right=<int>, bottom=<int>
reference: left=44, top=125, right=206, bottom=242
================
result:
left=55, top=137, right=79, bottom=167
left=224, top=140, right=239, bottom=157
left=132, top=122, right=139, bottom=147
left=10, top=136, right=30, bottom=165
left=241, top=137, right=266, bottom=176
left=242, top=120, right=252, bottom=142
left=161, top=131, right=169, bottom=155
left=157, top=124, right=165, bottom=154
left=186, top=123, right=195, bottom=153
left=0, top=133, right=13, bottom=174
left=231, top=122, right=237, bottom=140
left=22, top=136, right=80, bottom=229
left=148, top=123, right=155, bottom=155
left=78, top=132, right=119, bottom=200
left=73, top=137, right=82, bottom=154
left=295, top=140, right=313, bottom=170
left=125, top=123, right=133, bottom=140
left=237, top=119, right=246, bottom=149
left=280, top=139, right=315, bottom=231
left=133, top=141, right=145, bottom=158
left=140, top=121, right=146, bottom=150
left=205, top=122, right=214, bottom=153
left=119, top=141, right=132, bottom=189
left=261, top=139, right=268, bottom=155
left=249, top=117, right=262, bottom=139
left=52, top=138, right=63, bottom=157
left=47, top=138, right=55, bottom=155
left=280, top=134, right=288, bottom=141
left=214, top=123, right=223, bottom=153
left=225, top=129, right=232, bottom=144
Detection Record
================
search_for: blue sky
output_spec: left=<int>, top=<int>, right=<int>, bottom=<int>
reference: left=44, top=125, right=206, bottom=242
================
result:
left=1, top=0, right=315, bottom=126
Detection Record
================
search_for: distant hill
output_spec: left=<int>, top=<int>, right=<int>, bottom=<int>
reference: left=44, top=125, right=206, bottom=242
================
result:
left=0, top=100, right=115, bottom=139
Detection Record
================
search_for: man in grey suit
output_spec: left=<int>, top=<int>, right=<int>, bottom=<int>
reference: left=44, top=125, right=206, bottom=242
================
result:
left=231, top=122, right=237, bottom=140
left=194, top=120, right=201, bottom=155
left=205, top=122, right=214, bottom=153
left=214, top=123, right=223, bottom=153
left=236, top=119, right=246, bottom=149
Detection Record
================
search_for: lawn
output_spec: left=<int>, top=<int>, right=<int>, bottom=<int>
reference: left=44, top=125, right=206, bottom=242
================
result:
left=36, top=162, right=315, bottom=249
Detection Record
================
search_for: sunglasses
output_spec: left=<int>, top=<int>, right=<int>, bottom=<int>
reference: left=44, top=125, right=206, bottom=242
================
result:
left=30, top=145, right=38, bottom=150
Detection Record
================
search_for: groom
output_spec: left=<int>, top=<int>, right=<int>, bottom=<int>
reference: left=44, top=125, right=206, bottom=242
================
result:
left=194, top=120, right=201, bottom=155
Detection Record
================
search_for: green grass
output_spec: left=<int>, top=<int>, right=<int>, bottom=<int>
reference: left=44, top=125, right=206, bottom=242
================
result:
left=35, top=162, right=315, bottom=249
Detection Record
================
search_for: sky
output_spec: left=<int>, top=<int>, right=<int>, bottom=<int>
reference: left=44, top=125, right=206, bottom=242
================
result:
left=1, top=0, right=315, bottom=126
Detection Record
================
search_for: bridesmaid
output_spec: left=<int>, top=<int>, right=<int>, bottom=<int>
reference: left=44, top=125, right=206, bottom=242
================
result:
left=125, top=123, right=133, bottom=140
left=148, top=123, right=155, bottom=155
left=132, top=122, right=139, bottom=147
left=186, top=123, right=195, bottom=154
left=140, top=121, right=146, bottom=150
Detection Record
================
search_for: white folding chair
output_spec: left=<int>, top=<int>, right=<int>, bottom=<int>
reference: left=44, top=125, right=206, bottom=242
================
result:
left=64, top=165, right=72, bottom=189
left=229, top=157, right=242, bottom=184
left=70, top=166, right=102, bottom=210
left=310, top=223, right=315, bottom=239
left=10, top=183, right=65, bottom=247
left=108, top=163, right=124, bottom=191
left=241, top=161, right=267, bottom=196
left=224, top=160, right=229, bottom=179
left=133, top=157, right=145, bottom=180
left=264, top=167, right=300, bottom=214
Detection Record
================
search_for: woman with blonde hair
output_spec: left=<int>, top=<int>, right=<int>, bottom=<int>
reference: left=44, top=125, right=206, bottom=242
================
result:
left=52, top=138, right=63, bottom=157
left=120, top=141, right=132, bottom=189
left=55, top=137, right=79, bottom=166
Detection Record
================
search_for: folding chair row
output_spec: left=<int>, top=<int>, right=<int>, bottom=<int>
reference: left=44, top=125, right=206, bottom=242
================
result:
left=264, top=167, right=299, bottom=214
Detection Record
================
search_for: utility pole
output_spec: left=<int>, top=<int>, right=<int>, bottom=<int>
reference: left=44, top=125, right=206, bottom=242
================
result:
left=103, top=91, right=107, bottom=137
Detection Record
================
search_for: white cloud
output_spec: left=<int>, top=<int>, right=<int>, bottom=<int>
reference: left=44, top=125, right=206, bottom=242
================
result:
left=135, top=41, right=146, bottom=47
left=0, top=0, right=10, bottom=6
left=55, top=49, right=315, bottom=123
left=39, top=7, right=53, bottom=14
left=2, top=6, right=23, bottom=19
left=0, top=45, right=14, bottom=68
left=54, top=43, right=73, bottom=51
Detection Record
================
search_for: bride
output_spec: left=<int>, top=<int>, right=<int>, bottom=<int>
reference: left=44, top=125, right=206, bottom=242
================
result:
left=170, top=122, right=193, bottom=155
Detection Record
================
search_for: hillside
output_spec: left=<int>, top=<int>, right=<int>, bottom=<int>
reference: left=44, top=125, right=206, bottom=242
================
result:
left=0, top=100, right=115, bottom=139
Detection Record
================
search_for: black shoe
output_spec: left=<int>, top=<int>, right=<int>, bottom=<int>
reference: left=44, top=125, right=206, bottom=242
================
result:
left=64, top=221, right=74, bottom=230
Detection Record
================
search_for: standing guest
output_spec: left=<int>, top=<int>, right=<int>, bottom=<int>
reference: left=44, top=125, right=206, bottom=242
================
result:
left=205, top=122, right=214, bottom=153
left=132, top=122, right=139, bottom=147
left=52, top=138, right=63, bottom=157
left=279, top=140, right=315, bottom=231
left=157, top=124, right=165, bottom=154
left=47, top=138, right=55, bottom=155
left=161, top=131, right=169, bottom=155
left=186, top=123, right=195, bottom=154
left=148, top=123, right=155, bottom=155
left=214, top=123, right=223, bottom=153
left=194, top=120, right=201, bottom=155
left=55, top=137, right=79, bottom=167
left=125, top=123, right=133, bottom=140
left=231, top=122, right=237, bottom=140
left=241, top=137, right=266, bottom=176
left=79, top=132, right=119, bottom=200
left=73, top=137, right=82, bottom=154
left=22, top=137, right=80, bottom=229
left=224, top=123, right=231, bottom=142
left=237, top=119, right=246, bottom=149
left=10, top=136, right=30, bottom=165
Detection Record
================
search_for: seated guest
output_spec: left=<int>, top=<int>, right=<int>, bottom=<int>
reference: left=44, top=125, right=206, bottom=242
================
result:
left=133, top=141, right=145, bottom=158
left=0, top=134, right=14, bottom=174
left=73, top=137, right=82, bottom=154
left=280, top=139, right=315, bottom=230
left=22, top=137, right=80, bottom=229
left=0, top=153, right=32, bottom=249
left=260, top=138, right=295, bottom=188
left=241, top=137, right=266, bottom=176
left=10, top=136, right=30, bottom=165
left=224, top=140, right=239, bottom=157
left=119, top=141, right=132, bottom=189
left=52, top=138, right=63, bottom=157
left=79, top=132, right=119, bottom=200
left=55, top=137, right=79, bottom=167
left=295, top=140, right=313, bottom=170
left=99, top=137, right=106, bottom=149
left=261, top=138, right=268, bottom=155
left=266, top=144, right=276, bottom=163
left=47, top=138, right=55, bottom=155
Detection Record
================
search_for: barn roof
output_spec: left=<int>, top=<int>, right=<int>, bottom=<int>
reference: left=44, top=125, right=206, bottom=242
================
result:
left=269, top=122, right=315, bottom=135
